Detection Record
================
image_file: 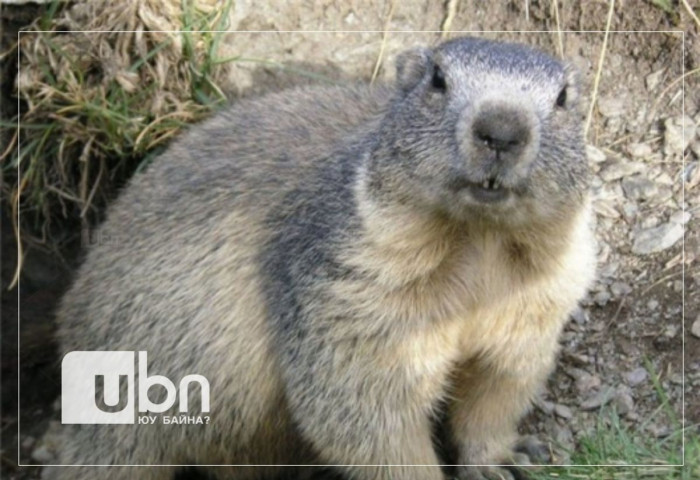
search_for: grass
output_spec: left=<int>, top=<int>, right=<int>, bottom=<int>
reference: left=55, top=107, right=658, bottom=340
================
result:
left=3, top=0, right=237, bottom=285
left=529, top=360, right=695, bottom=480
left=530, top=417, right=697, bottom=479
left=648, top=0, right=674, bottom=15
left=3, top=0, right=345, bottom=289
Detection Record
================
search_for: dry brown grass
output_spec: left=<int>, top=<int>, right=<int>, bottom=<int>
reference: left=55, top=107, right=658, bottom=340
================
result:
left=3, top=0, right=236, bottom=286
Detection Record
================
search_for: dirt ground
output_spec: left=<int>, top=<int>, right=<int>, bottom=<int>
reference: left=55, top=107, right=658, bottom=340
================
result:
left=1, top=0, right=699, bottom=479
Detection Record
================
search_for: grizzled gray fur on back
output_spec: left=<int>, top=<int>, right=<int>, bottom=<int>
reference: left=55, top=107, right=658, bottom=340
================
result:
left=49, top=36, right=595, bottom=480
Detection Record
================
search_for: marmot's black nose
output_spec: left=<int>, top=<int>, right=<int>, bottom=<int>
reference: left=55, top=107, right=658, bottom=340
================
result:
left=472, top=107, right=531, bottom=154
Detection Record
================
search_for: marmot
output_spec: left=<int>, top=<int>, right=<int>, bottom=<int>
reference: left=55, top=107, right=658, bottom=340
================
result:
left=49, top=37, right=596, bottom=480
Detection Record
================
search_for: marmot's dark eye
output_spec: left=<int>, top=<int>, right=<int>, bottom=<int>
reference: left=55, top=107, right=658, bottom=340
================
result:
left=431, top=65, right=447, bottom=92
left=556, top=86, right=567, bottom=108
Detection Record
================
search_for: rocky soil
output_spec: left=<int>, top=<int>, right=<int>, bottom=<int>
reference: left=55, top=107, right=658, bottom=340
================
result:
left=525, top=115, right=698, bottom=463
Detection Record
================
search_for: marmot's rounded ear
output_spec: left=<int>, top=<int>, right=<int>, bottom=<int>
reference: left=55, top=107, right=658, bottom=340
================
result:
left=395, top=47, right=432, bottom=92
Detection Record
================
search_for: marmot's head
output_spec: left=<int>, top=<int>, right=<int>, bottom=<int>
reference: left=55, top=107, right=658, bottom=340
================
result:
left=365, top=37, right=589, bottom=228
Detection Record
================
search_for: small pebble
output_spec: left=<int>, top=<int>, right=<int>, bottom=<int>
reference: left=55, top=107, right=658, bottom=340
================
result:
left=673, top=280, right=683, bottom=293
left=625, top=367, right=648, bottom=386
left=554, top=404, right=573, bottom=419
left=553, top=424, right=575, bottom=450
left=621, top=202, right=638, bottom=221
left=652, top=186, right=673, bottom=204
left=627, top=142, right=653, bottom=158
left=664, top=115, right=696, bottom=154
left=663, top=324, right=678, bottom=338
left=639, top=215, right=661, bottom=230
left=570, top=306, right=589, bottom=325
left=647, top=423, right=671, bottom=438
left=669, top=210, right=691, bottom=224
left=564, top=352, right=591, bottom=366
left=613, top=390, right=634, bottom=416
left=610, top=282, right=632, bottom=297
left=692, top=138, right=700, bottom=158
left=598, top=262, right=619, bottom=279
left=586, top=145, right=607, bottom=163
left=593, top=290, right=611, bottom=306
left=593, top=199, right=620, bottom=218
left=645, top=69, right=665, bottom=91
left=591, top=320, right=606, bottom=332
left=632, top=222, right=684, bottom=255
left=621, top=175, right=658, bottom=201
left=692, top=316, right=700, bottom=339
left=535, top=397, right=555, bottom=415
left=654, top=171, right=674, bottom=185
left=580, top=386, right=614, bottom=410
left=598, top=96, right=626, bottom=118
left=570, top=369, right=602, bottom=394
left=599, top=159, right=645, bottom=182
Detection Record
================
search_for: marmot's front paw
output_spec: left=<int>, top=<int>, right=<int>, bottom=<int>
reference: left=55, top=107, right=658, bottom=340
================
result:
left=512, top=435, right=551, bottom=465
left=456, top=436, right=551, bottom=480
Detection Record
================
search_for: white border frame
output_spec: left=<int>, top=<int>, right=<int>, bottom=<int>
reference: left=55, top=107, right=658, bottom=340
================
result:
left=14, top=29, right=687, bottom=469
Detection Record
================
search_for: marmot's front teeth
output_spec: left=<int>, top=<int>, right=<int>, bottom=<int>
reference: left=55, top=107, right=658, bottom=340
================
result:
left=483, top=178, right=501, bottom=190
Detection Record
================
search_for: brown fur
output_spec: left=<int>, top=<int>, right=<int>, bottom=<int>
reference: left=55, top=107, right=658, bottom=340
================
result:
left=48, top=37, right=595, bottom=480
